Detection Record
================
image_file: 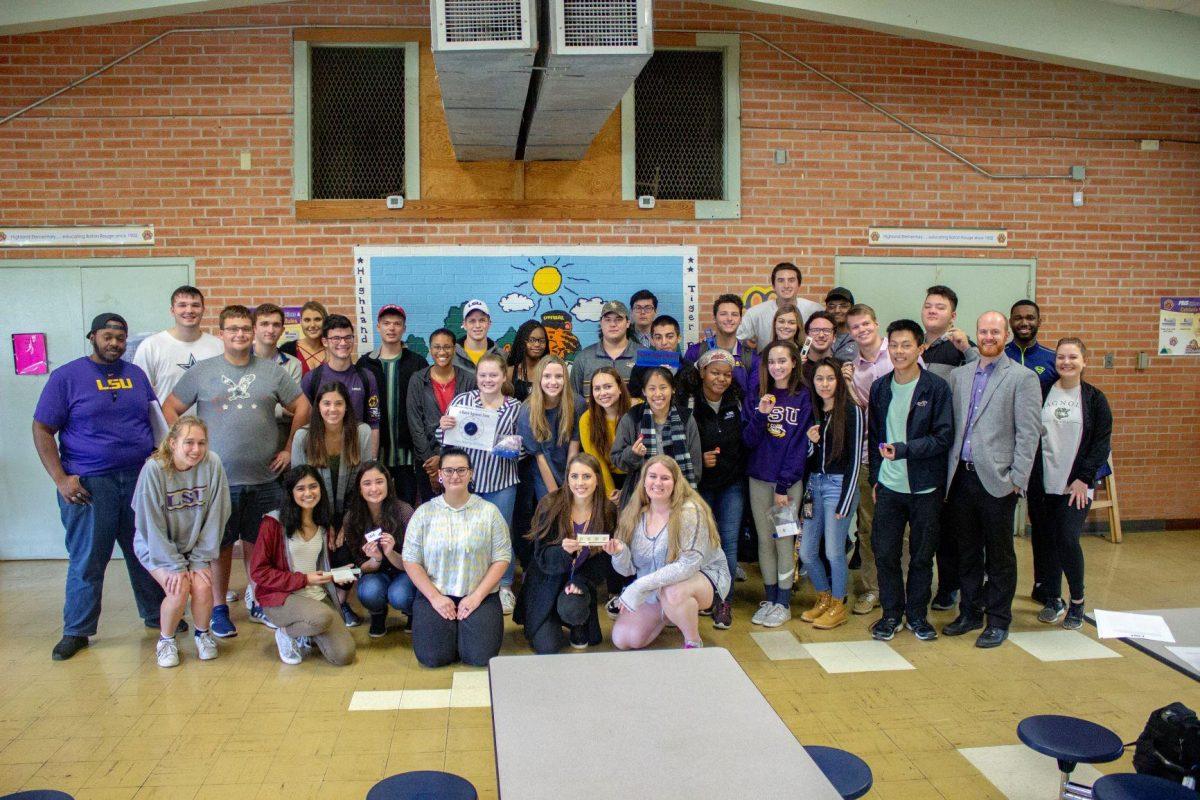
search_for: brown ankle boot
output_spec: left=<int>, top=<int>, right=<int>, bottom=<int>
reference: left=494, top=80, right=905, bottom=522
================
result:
left=813, top=597, right=848, bottom=630
left=801, top=591, right=832, bottom=623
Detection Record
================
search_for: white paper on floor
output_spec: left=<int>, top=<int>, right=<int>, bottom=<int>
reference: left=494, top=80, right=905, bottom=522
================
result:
left=802, top=640, right=914, bottom=673
left=960, top=744, right=1103, bottom=800
left=450, top=670, right=492, bottom=707
left=750, top=631, right=811, bottom=661
left=348, top=671, right=491, bottom=711
left=1008, top=630, right=1121, bottom=662
left=1094, top=609, right=1175, bottom=642
left=1165, top=645, right=1200, bottom=672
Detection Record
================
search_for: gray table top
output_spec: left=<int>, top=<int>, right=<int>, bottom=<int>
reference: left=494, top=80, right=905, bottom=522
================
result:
left=489, top=647, right=843, bottom=800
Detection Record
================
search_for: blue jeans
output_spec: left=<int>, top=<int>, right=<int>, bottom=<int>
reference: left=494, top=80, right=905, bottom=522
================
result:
left=478, top=485, right=518, bottom=587
left=700, top=482, right=744, bottom=601
left=800, top=473, right=859, bottom=599
left=57, top=469, right=164, bottom=637
left=357, top=571, right=416, bottom=615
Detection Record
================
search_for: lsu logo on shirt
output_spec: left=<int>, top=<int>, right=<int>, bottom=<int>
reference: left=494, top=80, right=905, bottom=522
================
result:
left=165, top=485, right=208, bottom=511
left=766, top=405, right=800, bottom=438
left=95, top=377, right=133, bottom=392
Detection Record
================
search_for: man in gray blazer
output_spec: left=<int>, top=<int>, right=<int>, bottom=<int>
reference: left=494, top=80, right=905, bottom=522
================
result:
left=941, top=311, right=1042, bottom=648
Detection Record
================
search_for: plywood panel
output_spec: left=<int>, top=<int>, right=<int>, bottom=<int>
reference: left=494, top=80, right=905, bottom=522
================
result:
left=524, top=109, right=624, bottom=200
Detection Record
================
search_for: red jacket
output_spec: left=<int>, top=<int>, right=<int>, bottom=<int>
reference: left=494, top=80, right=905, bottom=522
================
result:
left=250, top=513, right=335, bottom=607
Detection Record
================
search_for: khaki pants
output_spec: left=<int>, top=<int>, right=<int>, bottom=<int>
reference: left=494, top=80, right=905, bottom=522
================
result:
left=853, top=466, right=879, bottom=596
left=749, top=478, right=804, bottom=590
left=264, top=594, right=356, bottom=666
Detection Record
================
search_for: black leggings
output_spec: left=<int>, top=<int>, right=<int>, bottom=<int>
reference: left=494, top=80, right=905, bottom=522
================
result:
left=411, top=592, right=504, bottom=668
left=1028, top=488, right=1089, bottom=602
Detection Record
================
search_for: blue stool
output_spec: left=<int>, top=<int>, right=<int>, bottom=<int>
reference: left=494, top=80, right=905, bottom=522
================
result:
left=805, top=745, right=873, bottom=800
left=1017, top=715, right=1125, bottom=800
left=1092, top=773, right=1198, bottom=800
left=367, top=771, right=477, bottom=800
left=0, top=792, right=75, bottom=799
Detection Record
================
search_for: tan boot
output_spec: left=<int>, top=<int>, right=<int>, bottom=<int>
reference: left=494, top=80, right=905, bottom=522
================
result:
left=813, top=597, right=848, bottom=630
left=801, top=591, right=832, bottom=623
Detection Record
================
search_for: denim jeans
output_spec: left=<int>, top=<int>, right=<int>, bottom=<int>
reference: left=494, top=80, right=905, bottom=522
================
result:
left=700, top=482, right=744, bottom=601
left=357, top=571, right=416, bottom=615
left=799, top=473, right=859, bottom=599
left=478, top=485, right=518, bottom=587
left=57, top=469, right=164, bottom=637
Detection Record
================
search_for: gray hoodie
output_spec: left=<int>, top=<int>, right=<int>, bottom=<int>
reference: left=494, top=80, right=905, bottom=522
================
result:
left=133, top=451, right=231, bottom=573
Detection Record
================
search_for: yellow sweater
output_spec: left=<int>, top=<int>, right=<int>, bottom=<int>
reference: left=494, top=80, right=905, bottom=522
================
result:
left=579, top=408, right=627, bottom=496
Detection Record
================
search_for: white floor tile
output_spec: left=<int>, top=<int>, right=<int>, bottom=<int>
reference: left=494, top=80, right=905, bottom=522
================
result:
left=348, top=690, right=404, bottom=711
left=959, top=744, right=1103, bottom=800
left=450, top=670, right=492, bottom=707
left=750, top=631, right=811, bottom=661
left=1009, top=630, right=1121, bottom=662
left=399, top=689, right=453, bottom=709
left=802, top=640, right=914, bottom=673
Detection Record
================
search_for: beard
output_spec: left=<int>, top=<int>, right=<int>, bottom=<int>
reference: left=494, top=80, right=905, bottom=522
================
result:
left=978, top=341, right=1005, bottom=358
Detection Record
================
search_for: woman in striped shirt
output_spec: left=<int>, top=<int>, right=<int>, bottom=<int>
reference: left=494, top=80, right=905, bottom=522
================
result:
left=438, top=352, right=523, bottom=614
left=798, top=357, right=864, bottom=631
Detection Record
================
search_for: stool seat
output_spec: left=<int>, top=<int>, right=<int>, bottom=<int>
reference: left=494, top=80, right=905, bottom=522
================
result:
left=0, top=792, right=75, bottom=799
left=805, top=745, right=874, bottom=800
left=1017, top=714, right=1124, bottom=770
left=367, top=770, right=477, bottom=800
left=1092, top=773, right=1198, bottom=800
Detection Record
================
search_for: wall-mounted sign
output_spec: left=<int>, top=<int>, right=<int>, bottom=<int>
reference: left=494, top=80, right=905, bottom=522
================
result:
left=12, top=333, right=48, bottom=375
left=868, top=227, right=1007, bottom=248
left=0, top=225, right=154, bottom=247
left=1158, top=297, right=1200, bottom=356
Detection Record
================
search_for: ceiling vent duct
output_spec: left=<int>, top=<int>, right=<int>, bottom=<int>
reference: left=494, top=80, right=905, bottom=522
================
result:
left=522, top=0, right=653, bottom=161
left=432, top=0, right=537, bottom=161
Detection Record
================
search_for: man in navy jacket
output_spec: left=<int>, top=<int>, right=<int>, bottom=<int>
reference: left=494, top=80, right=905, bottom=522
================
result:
left=867, top=319, right=953, bottom=643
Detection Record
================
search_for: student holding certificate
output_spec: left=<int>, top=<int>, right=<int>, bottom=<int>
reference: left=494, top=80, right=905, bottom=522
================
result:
left=438, top=352, right=523, bottom=613
left=518, top=454, right=616, bottom=653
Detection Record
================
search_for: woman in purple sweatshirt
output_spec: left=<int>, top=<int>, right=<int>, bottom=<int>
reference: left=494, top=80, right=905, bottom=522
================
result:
left=743, top=339, right=813, bottom=628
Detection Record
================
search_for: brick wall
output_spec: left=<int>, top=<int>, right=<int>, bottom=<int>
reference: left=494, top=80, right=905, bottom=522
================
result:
left=2, top=0, right=1198, bottom=522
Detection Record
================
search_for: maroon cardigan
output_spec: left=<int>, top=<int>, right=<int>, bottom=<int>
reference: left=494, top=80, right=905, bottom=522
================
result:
left=249, top=513, right=334, bottom=607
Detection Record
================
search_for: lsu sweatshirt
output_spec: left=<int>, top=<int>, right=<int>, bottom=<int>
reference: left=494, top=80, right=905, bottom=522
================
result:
left=132, top=451, right=231, bottom=572
left=742, top=386, right=813, bottom=495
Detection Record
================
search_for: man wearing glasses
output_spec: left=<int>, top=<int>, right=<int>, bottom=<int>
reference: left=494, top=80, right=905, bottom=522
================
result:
left=800, top=312, right=848, bottom=385
left=165, top=305, right=310, bottom=638
left=628, top=290, right=659, bottom=349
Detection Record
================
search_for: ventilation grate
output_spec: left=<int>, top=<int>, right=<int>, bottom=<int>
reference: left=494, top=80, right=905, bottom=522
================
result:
left=441, top=0, right=526, bottom=43
left=561, top=0, right=640, bottom=48
left=635, top=50, right=724, bottom=201
left=310, top=47, right=406, bottom=200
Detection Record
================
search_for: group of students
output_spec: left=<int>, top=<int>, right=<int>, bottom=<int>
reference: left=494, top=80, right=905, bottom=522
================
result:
left=33, top=259, right=1112, bottom=669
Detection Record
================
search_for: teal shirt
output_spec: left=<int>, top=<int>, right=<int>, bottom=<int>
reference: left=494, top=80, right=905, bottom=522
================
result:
left=878, top=376, right=935, bottom=495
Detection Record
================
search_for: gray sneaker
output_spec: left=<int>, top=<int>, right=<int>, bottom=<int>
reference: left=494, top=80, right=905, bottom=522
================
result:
left=194, top=631, right=218, bottom=661
left=1037, top=599, right=1067, bottom=624
left=751, top=601, right=774, bottom=625
left=274, top=628, right=302, bottom=665
left=762, top=604, right=792, bottom=628
left=156, top=637, right=179, bottom=668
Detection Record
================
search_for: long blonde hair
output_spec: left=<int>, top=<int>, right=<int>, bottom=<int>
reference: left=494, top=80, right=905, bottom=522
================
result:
left=526, top=355, right=576, bottom=446
left=615, top=455, right=720, bottom=562
left=153, top=415, right=208, bottom=472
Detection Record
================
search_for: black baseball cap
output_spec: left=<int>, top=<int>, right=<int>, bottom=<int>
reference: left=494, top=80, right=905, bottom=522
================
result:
left=87, top=312, right=128, bottom=337
left=825, top=287, right=855, bottom=305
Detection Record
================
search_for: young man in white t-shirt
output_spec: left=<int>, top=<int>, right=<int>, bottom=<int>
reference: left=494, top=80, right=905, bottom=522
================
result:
left=736, top=262, right=824, bottom=351
left=133, top=285, right=223, bottom=400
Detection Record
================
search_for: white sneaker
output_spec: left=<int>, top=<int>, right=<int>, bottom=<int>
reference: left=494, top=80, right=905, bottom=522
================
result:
left=225, top=590, right=239, bottom=604
left=751, top=601, right=774, bottom=625
left=243, top=584, right=255, bottom=607
left=499, top=586, right=516, bottom=615
left=735, top=565, right=747, bottom=582
left=194, top=631, right=218, bottom=661
left=156, top=637, right=180, bottom=668
left=762, top=604, right=792, bottom=628
left=274, top=627, right=302, bottom=665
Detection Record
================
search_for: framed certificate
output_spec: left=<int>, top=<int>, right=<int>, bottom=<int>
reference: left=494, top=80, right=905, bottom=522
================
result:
left=444, top=405, right=501, bottom=451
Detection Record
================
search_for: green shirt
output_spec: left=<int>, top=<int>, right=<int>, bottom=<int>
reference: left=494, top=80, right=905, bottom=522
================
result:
left=878, top=376, right=935, bottom=495
left=380, top=355, right=413, bottom=468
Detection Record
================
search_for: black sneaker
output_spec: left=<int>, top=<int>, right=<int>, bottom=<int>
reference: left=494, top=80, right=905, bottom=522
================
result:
left=340, top=603, right=362, bottom=628
left=1063, top=602, right=1085, bottom=630
left=368, top=611, right=387, bottom=638
left=145, top=619, right=188, bottom=634
left=906, top=618, right=938, bottom=641
left=712, top=600, right=733, bottom=630
left=930, top=590, right=959, bottom=611
left=942, top=615, right=984, bottom=637
left=52, top=635, right=88, bottom=661
left=1037, top=599, right=1067, bottom=624
left=870, top=617, right=901, bottom=641
left=568, top=626, right=590, bottom=650
left=605, top=596, right=621, bottom=620
left=975, top=626, right=1008, bottom=648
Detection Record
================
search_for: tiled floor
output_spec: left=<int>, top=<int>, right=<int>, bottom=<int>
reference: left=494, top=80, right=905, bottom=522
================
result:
left=1, top=530, right=1198, bottom=799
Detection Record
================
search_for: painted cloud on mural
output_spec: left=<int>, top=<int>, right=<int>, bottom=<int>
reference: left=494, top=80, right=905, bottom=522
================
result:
left=570, top=296, right=605, bottom=322
left=498, top=292, right=535, bottom=313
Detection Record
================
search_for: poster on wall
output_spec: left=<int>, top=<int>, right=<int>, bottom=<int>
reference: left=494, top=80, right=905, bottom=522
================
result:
left=282, top=305, right=303, bottom=344
left=12, top=333, right=48, bottom=375
left=1158, top=297, right=1200, bottom=356
left=352, top=246, right=700, bottom=360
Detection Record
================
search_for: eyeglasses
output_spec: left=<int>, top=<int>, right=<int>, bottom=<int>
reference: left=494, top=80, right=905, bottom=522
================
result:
left=222, top=326, right=253, bottom=334
left=430, top=344, right=454, bottom=352
left=527, top=336, right=548, bottom=344
left=632, top=303, right=656, bottom=312
left=439, top=467, right=470, bottom=477
left=325, top=335, right=355, bottom=344
left=808, top=327, right=835, bottom=336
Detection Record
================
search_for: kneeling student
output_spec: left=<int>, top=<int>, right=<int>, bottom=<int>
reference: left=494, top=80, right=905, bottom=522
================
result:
left=133, top=416, right=231, bottom=668
left=250, top=466, right=357, bottom=666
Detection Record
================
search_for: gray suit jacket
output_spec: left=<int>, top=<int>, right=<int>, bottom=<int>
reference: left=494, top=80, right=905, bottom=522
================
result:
left=946, top=355, right=1043, bottom=498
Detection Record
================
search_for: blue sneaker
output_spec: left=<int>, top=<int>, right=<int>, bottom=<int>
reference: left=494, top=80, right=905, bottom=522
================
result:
left=247, top=603, right=276, bottom=629
left=210, top=604, right=237, bottom=638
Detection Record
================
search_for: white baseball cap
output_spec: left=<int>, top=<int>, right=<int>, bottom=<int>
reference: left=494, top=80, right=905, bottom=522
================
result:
left=462, top=299, right=490, bottom=319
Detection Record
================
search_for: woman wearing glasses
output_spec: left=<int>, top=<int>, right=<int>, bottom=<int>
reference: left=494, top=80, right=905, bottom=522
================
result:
left=402, top=447, right=512, bottom=668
